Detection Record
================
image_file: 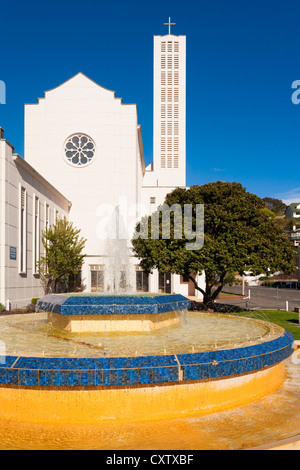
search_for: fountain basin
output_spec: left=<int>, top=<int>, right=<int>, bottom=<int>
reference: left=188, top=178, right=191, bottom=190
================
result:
left=37, top=294, right=191, bottom=332
left=0, top=304, right=294, bottom=424
left=0, top=330, right=293, bottom=423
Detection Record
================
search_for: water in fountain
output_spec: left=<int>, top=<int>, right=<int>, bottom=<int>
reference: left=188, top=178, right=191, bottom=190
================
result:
left=0, top=311, right=279, bottom=358
left=104, top=237, right=135, bottom=294
left=102, top=205, right=136, bottom=294
left=177, top=308, right=188, bottom=325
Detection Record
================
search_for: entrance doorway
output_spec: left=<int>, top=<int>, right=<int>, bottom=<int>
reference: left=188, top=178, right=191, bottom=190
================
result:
left=158, top=272, right=172, bottom=294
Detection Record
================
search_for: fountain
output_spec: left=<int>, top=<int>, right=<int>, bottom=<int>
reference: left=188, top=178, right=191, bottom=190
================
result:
left=0, top=291, right=294, bottom=426
left=38, top=293, right=190, bottom=333
left=0, top=233, right=295, bottom=438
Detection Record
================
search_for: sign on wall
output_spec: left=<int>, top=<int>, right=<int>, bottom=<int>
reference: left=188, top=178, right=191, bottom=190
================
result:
left=9, top=246, right=17, bottom=260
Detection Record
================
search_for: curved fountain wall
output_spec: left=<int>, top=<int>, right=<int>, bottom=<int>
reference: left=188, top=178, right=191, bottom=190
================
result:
left=0, top=294, right=294, bottom=423
left=0, top=331, right=293, bottom=387
left=0, top=330, right=293, bottom=424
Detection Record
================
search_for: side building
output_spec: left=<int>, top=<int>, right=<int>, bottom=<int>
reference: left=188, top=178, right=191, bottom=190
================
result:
left=0, top=128, right=71, bottom=308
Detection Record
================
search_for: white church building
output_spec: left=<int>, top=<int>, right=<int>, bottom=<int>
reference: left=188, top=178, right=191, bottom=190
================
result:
left=0, top=22, right=204, bottom=308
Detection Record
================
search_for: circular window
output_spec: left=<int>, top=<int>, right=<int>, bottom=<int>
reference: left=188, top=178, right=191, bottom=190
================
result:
left=64, top=134, right=96, bottom=167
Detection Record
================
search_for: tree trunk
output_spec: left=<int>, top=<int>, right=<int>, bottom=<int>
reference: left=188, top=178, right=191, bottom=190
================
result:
left=188, top=272, right=226, bottom=308
left=44, top=279, right=52, bottom=295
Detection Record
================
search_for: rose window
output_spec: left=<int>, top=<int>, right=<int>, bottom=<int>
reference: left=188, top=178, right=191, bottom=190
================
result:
left=64, top=134, right=95, bottom=167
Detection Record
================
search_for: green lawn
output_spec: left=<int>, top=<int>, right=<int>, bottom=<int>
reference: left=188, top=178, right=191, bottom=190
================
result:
left=228, top=310, right=300, bottom=340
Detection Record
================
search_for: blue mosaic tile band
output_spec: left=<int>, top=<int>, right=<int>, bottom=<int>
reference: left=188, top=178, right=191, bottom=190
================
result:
left=177, top=331, right=294, bottom=381
left=37, top=294, right=191, bottom=316
left=0, top=331, right=293, bottom=388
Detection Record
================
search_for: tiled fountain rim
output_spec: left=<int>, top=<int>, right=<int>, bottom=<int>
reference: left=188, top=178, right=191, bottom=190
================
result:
left=0, top=330, right=294, bottom=387
left=38, top=293, right=190, bottom=304
left=37, top=293, right=191, bottom=315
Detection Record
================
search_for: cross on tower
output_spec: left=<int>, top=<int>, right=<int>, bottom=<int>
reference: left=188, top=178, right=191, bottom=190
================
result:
left=164, top=17, right=176, bottom=35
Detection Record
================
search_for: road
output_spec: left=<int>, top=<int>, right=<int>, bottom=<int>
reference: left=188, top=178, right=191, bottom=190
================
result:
left=219, top=285, right=300, bottom=311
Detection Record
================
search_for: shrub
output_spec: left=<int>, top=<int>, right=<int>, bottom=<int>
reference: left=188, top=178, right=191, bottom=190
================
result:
left=26, top=304, right=36, bottom=313
left=31, top=298, right=40, bottom=305
left=0, top=303, right=5, bottom=312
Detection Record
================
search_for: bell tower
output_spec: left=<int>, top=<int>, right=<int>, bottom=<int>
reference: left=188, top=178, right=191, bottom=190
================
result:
left=152, top=18, right=186, bottom=186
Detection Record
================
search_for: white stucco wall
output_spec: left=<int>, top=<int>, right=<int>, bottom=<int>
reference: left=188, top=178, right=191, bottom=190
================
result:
left=24, top=73, right=145, bottom=292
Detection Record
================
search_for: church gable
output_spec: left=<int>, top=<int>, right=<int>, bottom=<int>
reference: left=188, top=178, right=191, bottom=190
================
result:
left=25, top=72, right=138, bottom=125
left=24, top=70, right=141, bottom=190
left=43, top=72, right=119, bottom=103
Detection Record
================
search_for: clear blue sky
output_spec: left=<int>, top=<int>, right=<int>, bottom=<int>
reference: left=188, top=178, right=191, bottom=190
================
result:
left=1, top=0, right=300, bottom=203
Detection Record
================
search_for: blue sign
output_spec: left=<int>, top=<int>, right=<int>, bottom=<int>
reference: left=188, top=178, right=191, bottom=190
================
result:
left=9, top=246, right=17, bottom=260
